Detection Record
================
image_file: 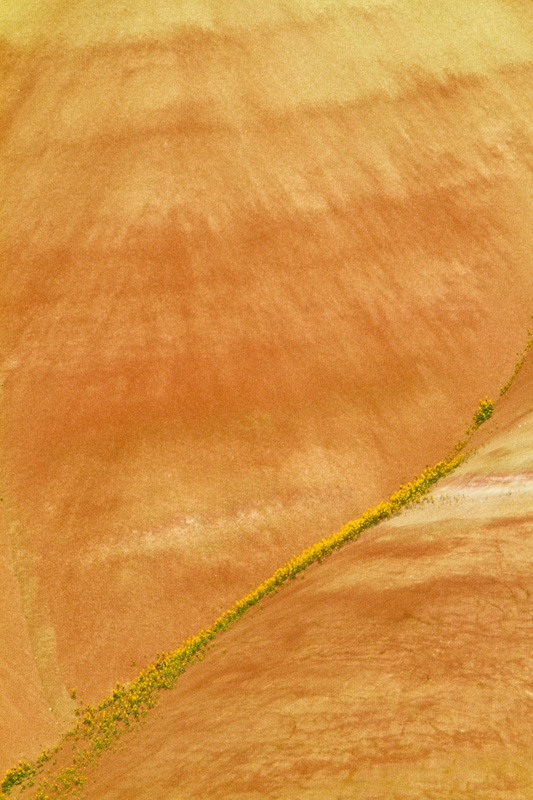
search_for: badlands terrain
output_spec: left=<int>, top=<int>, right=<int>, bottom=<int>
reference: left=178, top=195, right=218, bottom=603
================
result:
left=2, top=0, right=533, bottom=796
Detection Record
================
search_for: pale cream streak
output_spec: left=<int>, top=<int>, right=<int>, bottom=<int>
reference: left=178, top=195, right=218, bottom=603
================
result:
left=1, top=0, right=532, bottom=76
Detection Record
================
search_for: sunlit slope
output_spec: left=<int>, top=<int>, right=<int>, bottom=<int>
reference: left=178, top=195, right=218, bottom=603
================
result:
left=2, top=0, right=533, bottom=769
left=63, top=356, right=533, bottom=800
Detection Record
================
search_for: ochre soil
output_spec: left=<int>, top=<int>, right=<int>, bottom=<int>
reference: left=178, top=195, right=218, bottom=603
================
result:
left=32, top=361, right=533, bottom=799
left=2, top=0, right=533, bottom=772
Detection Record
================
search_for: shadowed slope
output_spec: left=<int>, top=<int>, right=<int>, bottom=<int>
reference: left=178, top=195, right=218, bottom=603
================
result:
left=2, top=0, right=533, bottom=769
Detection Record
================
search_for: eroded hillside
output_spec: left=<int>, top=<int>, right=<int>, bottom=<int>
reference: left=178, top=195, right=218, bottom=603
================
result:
left=2, top=0, right=533, bottom=771
left=6, top=316, right=533, bottom=799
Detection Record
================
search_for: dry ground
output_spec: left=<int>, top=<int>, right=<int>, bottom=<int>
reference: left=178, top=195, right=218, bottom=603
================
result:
left=21, top=343, right=533, bottom=799
left=2, top=0, right=533, bottom=777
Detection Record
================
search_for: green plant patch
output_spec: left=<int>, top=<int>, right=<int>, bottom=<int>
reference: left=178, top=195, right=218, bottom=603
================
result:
left=1, top=762, right=34, bottom=794
left=472, top=395, right=494, bottom=428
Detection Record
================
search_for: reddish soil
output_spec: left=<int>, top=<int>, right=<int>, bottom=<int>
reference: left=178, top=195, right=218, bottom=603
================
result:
left=2, top=0, right=533, bottom=778
left=39, top=375, right=533, bottom=799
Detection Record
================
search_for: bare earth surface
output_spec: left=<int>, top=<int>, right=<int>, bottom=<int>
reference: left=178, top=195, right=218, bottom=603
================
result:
left=2, top=0, right=533, bottom=776
left=65, top=360, right=533, bottom=799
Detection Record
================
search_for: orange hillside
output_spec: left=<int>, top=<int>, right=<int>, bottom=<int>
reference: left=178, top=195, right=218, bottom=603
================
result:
left=2, top=0, right=533, bottom=774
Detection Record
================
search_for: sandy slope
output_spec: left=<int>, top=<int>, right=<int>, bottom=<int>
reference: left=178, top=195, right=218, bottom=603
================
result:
left=2, top=0, right=533, bottom=770
left=56, top=353, right=533, bottom=799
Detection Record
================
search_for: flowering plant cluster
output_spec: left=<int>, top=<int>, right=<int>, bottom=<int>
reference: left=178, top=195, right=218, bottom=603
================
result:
left=470, top=396, right=494, bottom=430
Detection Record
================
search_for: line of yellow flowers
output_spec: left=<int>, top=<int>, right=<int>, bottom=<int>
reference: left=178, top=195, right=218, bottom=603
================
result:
left=500, top=316, right=533, bottom=396
left=1, top=451, right=468, bottom=799
left=4, top=315, right=532, bottom=798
